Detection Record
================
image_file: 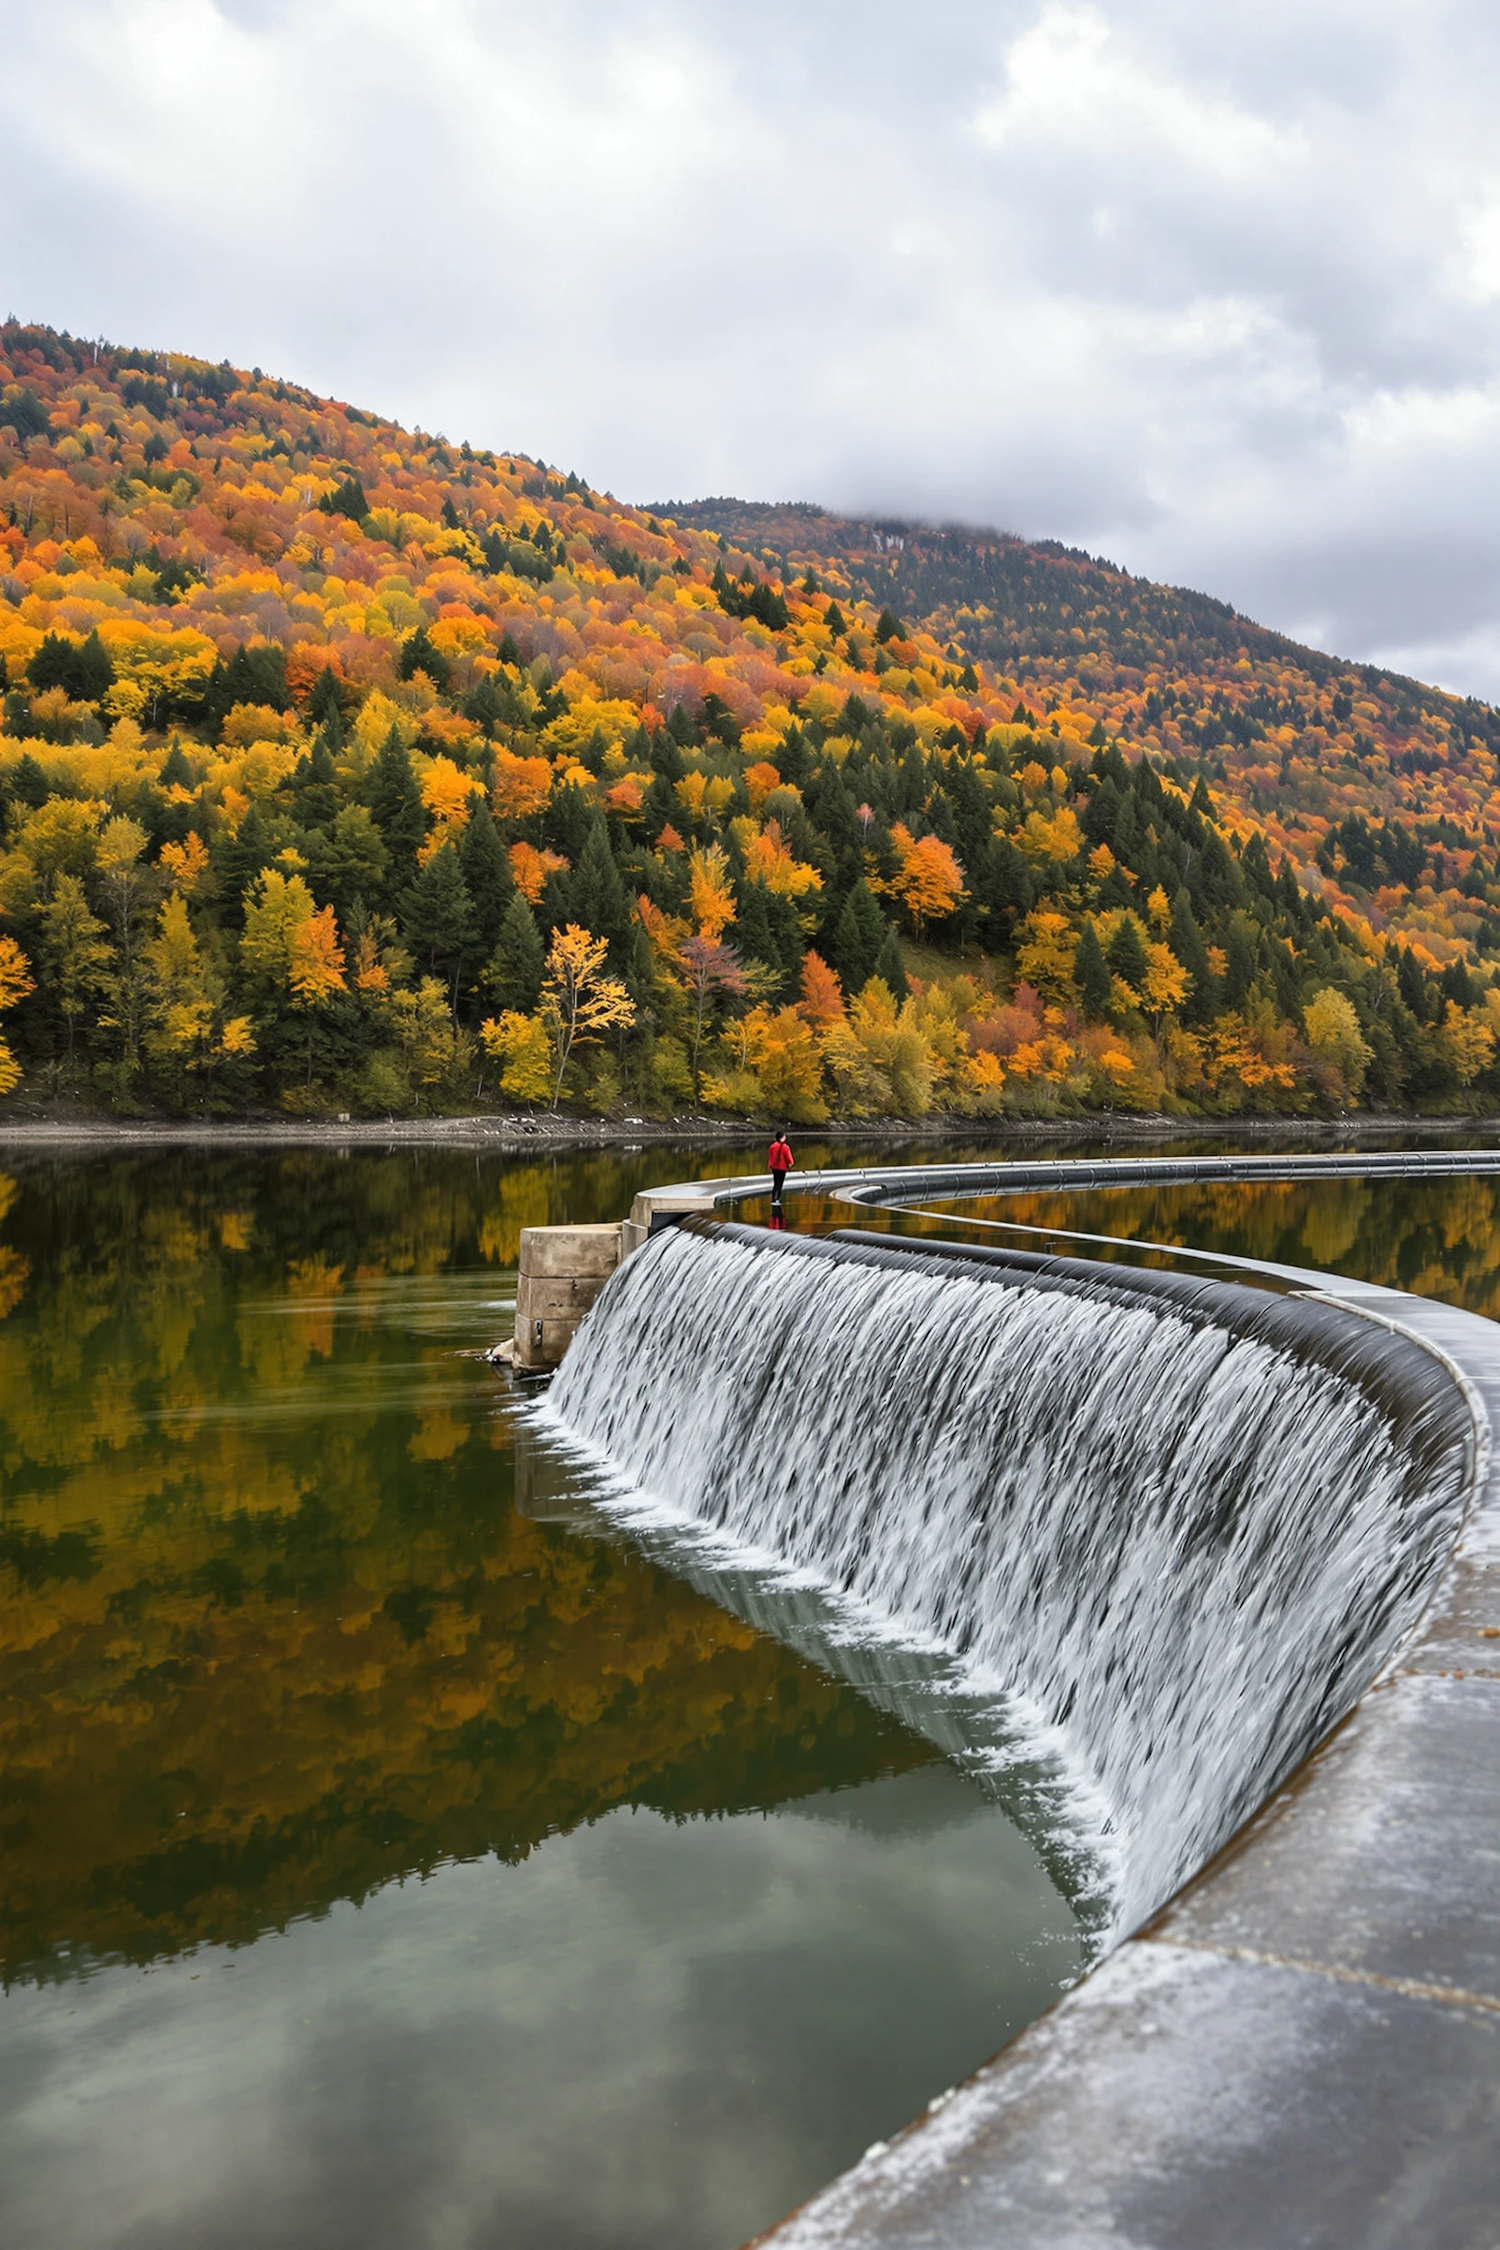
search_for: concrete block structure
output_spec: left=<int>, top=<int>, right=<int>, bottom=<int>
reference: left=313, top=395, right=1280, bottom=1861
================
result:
left=513, top=1222, right=621, bottom=1371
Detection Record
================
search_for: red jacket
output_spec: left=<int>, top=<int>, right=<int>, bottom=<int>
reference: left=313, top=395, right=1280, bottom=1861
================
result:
left=768, top=1139, right=794, bottom=1174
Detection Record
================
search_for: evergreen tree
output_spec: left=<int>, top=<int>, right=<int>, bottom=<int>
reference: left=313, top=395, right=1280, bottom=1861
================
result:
left=1223, top=917, right=1257, bottom=1013
left=1170, top=890, right=1218, bottom=1025
left=1441, top=955, right=1478, bottom=1010
left=946, top=758, right=993, bottom=871
left=369, top=727, right=425, bottom=900
left=974, top=837, right=1034, bottom=947
left=1075, top=919, right=1112, bottom=1020
left=463, top=676, right=506, bottom=737
left=543, top=782, right=601, bottom=866
left=398, top=625, right=451, bottom=691
left=1397, top=944, right=1430, bottom=1022
left=291, top=735, right=341, bottom=831
left=304, top=806, right=388, bottom=924
left=400, top=845, right=476, bottom=1005
left=307, top=666, right=345, bottom=729
left=459, top=799, right=515, bottom=960
left=806, top=764, right=863, bottom=892
left=831, top=880, right=888, bottom=992
left=484, top=890, right=545, bottom=1014
left=10, top=754, right=49, bottom=810
left=777, top=722, right=813, bottom=789
left=1107, top=914, right=1149, bottom=991
left=569, top=821, right=631, bottom=958
left=649, top=726, right=686, bottom=782
left=733, top=885, right=802, bottom=994
left=159, top=740, right=195, bottom=791
left=873, top=925, right=909, bottom=1001
left=212, top=804, right=274, bottom=927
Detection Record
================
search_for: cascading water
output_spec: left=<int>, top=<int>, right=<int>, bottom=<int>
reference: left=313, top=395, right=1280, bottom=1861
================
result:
left=541, top=1222, right=1473, bottom=1936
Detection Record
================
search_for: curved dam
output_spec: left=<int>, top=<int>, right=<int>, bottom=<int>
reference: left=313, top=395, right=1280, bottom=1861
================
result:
left=547, top=1221, right=1472, bottom=1939
left=547, top=1156, right=1500, bottom=2248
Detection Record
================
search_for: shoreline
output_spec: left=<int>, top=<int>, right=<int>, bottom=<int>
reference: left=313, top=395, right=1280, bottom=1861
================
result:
left=0, top=1107, right=1498, bottom=1151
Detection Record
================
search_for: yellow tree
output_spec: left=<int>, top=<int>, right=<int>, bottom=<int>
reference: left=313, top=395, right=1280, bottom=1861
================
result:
left=1142, top=942, right=1190, bottom=1037
left=40, top=874, right=114, bottom=1073
left=1439, top=999, right=1496, bottom=1087
left=1015, top=909, right=1077, bottom=1002
left=96, top=815, right=152, bottom=1076
left=479, top=1011, right=553, bottom=1103
left=288, top=907, right=347, bottom=1006
left=1304, top=987, right=1374, bottom=1099
left=143, top=893, right=215, bottom=1064
left=688, top=844, right=737, bottom=940
left=888, top=824, right=965, bottom=936
left=242, top=870, right=346, bottom=1086
left=0, top=936, right=36, bottom=1095
left=740, top=1004, right=828, bottom=1122
left=142, top=894, right=257, bottom=1097
left=539, top=925, right=635, bottom=1110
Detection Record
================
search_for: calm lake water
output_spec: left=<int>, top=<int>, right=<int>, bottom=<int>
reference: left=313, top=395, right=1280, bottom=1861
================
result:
left=1, top=1137, right=1496, bottom=2250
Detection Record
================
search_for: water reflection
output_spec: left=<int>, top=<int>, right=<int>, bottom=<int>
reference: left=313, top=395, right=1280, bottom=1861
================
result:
left=0, top=1146, right=1086, bottom=2250
left=906, top=1173, right=1500, bottom=1311
left=0, top=1151, right=948, bottom=1986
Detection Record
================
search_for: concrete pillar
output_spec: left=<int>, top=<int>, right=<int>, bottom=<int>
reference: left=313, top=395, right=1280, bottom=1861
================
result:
left=513, top=1223, right=622, bottom=1371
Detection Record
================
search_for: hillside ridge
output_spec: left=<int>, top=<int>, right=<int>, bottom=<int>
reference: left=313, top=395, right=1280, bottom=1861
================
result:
left=1, top=317, right=1497, bottom=1123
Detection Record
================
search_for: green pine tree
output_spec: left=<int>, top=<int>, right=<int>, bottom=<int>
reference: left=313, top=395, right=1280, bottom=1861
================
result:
left=459, top=799, right=515, bottom=960
left=398, top=625, right=451, bottom=692
left=1107, top=914, right=1149, bottom=992
left=400, top=844, right=476, bottom=1005
left=568, top=822, right=631, bottom=957
left=1170, top=889, right=1217, bottom=1025
left=1075, top=918, right=1112, bottom=1020
left=369, top=727, right=426, bottom=901
left=291, top=735, right=341, bottom=831
left=830, top=880, right=888, bottom=992
left=873, top=925, right=909, bottom=1000
left=484, top=890, right=545, bottom=1014
left=1223, top=916, right=1257, bottom=1013
left=212, top=804, right=274, bottom=927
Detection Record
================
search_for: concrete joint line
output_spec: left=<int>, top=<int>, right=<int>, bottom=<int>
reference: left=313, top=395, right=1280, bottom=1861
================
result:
left=1145, top=1933, right=1500, bottom=2018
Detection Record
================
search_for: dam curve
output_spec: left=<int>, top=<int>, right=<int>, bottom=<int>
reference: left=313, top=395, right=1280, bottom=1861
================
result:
left=547, top=1152, right=1500, bottom=2248
left=546, top=1220, right=1474, bottom=1940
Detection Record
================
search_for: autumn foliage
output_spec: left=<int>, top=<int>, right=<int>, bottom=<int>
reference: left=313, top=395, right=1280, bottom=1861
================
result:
left=2, top=318, right=1499, bottom=1119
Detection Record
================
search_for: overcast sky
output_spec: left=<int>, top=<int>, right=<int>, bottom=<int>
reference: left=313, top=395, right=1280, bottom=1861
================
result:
left=4, top=1, right=1500, bottom=699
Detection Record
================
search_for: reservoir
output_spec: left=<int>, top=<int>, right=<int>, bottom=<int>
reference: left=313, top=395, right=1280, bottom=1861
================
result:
left=0, top=1138, right=1491, bottom=2249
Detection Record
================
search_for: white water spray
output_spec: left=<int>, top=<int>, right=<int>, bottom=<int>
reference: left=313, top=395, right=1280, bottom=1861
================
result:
left=544, top=1226, right=1470, bottom=1935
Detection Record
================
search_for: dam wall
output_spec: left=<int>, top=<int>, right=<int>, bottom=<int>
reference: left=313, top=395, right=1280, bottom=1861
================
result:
left=549, top=1220, right=1472, bottom=1937
left=570, top=1156, right=1500, bottom=2247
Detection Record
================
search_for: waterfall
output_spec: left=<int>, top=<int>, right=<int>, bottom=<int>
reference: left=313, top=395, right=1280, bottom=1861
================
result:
left=541, top=1223, right=1472, bottom=1936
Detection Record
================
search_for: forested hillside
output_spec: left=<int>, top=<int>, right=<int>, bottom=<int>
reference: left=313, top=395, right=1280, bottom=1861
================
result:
left=2, top=318, right=1498, bottom=1122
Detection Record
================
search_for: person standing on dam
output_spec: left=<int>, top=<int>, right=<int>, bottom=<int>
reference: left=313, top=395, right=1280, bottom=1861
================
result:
left=768, top=1130, right=794, bottom=1216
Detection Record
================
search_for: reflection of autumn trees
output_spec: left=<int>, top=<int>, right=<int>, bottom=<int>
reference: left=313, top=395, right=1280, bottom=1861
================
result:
left=0, top=1153, right=926, bottom=1984
left=933, top=1176, right=1500, bottom=1320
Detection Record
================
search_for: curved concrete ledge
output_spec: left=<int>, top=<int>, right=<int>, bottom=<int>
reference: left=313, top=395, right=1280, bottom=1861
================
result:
left=620, top=1156, right=1500, bottom=2248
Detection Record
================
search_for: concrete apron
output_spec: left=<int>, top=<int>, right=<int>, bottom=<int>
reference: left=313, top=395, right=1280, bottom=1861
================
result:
left=621, top=1158, right=1500, bottom=2250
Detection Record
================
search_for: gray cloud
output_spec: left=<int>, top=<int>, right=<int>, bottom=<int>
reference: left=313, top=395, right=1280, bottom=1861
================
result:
left=3, top=2, right=1500, bottom=693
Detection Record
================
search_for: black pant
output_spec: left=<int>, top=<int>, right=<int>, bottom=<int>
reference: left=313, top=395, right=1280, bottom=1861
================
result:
left=770, top=1169, right=789, bottom=1210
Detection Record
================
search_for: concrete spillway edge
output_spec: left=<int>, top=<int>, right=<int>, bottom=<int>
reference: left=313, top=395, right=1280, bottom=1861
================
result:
left=622, top=1157, right=1500, bottom=2249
